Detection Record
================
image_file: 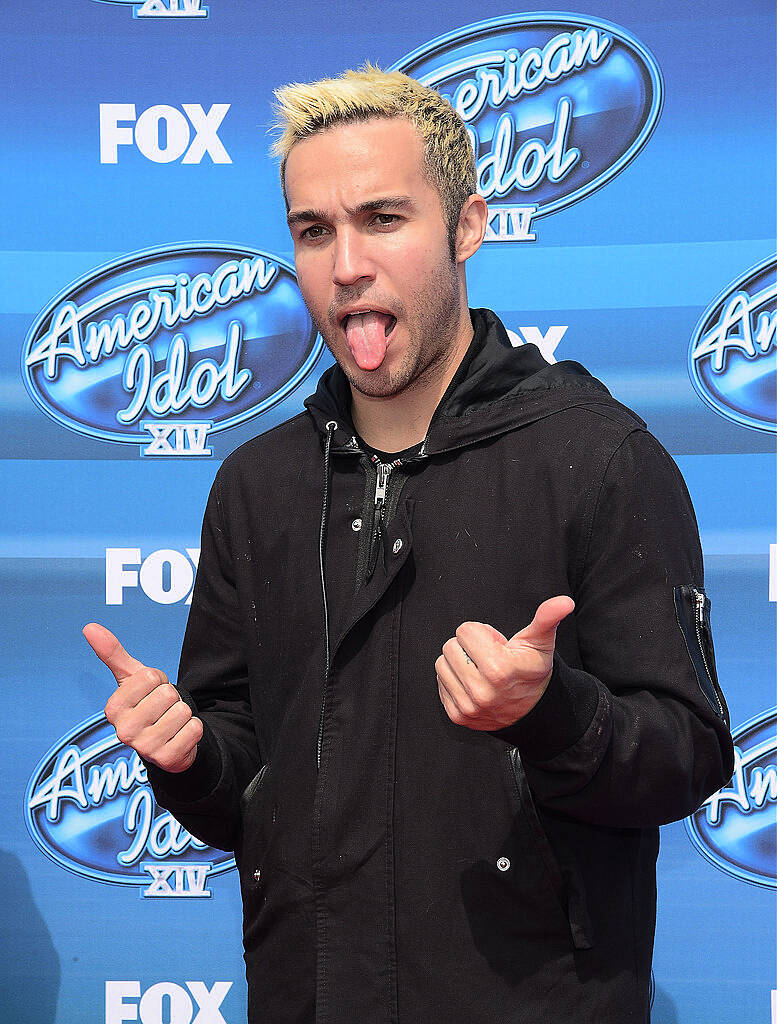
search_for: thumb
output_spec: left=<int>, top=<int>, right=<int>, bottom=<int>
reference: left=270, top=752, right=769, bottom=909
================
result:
left=508, top=596, right=575, bottom=652
left=83, top=622, right=146, bottom=684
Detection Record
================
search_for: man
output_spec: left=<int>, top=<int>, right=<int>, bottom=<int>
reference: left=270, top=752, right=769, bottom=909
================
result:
left=85, top=67, right=733, bottom=1023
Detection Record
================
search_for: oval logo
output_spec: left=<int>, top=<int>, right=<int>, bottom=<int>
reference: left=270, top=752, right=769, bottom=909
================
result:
left=25, top=713, right=235, bottom=892
left=22, top=243, right=323, bottom=455
left=391, top=13, right=663, bottom=239
left=688, top=254, right=776, bottom=433
left=685, top=707, right=777, bottom=889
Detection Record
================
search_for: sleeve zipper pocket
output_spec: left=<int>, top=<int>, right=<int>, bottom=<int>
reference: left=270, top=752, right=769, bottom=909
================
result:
left=673, top=585, right=728, bottom=723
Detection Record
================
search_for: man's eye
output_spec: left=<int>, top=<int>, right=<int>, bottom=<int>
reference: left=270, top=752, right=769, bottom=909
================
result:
left=373, top=214, right=399, bottom=227
left=301, top=225, right=327, bottom=240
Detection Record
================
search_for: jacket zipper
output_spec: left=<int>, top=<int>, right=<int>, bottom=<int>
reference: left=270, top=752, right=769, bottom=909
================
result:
left=316, top=422, right=337, bottom=770
left=692, top=587, right=724, bottom=718
left=317, top=447, right=406, bottom=764
left=373, top=460, right=393, bottom=541
left=366, top=458, right=396, bottom=580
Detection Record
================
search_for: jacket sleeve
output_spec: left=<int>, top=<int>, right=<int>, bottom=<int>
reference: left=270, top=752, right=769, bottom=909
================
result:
left=498, top=427, right=734, bottom=828
left=143, top=466, right=261, bottom=851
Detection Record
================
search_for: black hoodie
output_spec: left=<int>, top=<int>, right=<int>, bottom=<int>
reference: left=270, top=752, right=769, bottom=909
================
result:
left=147, top=308, right=733, bottom=1023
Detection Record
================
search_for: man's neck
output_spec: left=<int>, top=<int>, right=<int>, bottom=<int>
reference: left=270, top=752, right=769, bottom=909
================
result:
left=351, top=317, right=474, bottom=453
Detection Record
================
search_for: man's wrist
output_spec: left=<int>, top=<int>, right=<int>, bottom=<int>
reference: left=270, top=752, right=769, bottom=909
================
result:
left=490, top=655, right=601, bottom=760
left=143, top=723, right=221, bottom=803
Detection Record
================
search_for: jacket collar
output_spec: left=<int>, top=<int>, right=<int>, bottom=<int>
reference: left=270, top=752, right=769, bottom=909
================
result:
left=304, top=308, right=643, bottom=456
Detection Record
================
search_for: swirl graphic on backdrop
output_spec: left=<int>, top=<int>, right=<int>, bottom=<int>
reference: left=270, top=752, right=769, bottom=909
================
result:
left=689, top=254, right=776, bottom=432
left=22, top=243, right=322, bottom=455
left=391, top=13, right=663, bottom=241
left=685, top=707, right=777, bottom=888
left=25, top=713, right=234, bottom=895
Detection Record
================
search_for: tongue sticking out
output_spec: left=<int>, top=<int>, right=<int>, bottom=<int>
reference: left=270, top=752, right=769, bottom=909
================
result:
left=344, top=311, right=394, bottom=370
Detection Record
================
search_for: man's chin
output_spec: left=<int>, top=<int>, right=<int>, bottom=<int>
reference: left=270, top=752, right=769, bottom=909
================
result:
left=344, top=365, right=404, bottom=400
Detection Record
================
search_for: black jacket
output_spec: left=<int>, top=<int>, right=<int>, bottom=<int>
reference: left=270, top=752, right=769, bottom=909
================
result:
left=148, top=308, right=733, bottom=1023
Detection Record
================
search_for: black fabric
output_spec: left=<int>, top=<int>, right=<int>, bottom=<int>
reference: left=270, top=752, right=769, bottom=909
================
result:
left=146, top=308, right=733, bottom=1023
left=359, top=438, right=424, bottom=462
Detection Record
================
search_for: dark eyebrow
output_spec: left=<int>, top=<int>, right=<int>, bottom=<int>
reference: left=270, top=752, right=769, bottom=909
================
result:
left=351, top=196, right=416, bottom=216
left=287, top=195, right=416, bottom=228
left=287, top=207, right=329, bottom=228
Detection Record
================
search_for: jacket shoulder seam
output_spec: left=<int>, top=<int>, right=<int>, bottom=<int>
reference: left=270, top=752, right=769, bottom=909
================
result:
left=572, top=426, right=647, bottom=592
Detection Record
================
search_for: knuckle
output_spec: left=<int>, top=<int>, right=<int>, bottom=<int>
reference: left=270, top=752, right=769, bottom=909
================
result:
left=458, top=698, right=479, bottom=719
left=114, top=723, right=136, bottom=749
left=448, top=705, right=467, bottom=726
left=134, top=742, right=154, bottom=762
left=104, top=694, right=119, bottom=723
left=162, top=683, right=180, bottom=704
left=471, top=689, right=493, bottom=713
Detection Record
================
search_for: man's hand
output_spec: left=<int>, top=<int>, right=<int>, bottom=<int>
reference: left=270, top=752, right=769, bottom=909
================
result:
left=435, top=596, right=575, bottom=731
left=83, top=623, right=203, bottom=772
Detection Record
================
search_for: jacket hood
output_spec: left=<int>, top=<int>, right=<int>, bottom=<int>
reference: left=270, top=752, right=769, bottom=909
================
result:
left=305, top=308, right=644, bottom=455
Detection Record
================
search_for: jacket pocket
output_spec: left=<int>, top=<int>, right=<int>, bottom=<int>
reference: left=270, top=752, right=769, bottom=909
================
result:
left=673, top=585, right=729, bottom=723
left=240, top=763, right=269, bottom=815
left=237, top=763, right=276, bottom=900
left=508, top=747, right=594, bottom=950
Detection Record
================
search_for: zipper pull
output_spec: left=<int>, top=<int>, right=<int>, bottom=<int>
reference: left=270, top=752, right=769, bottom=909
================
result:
left=374, top=462, right=391, bottom=505
left=374, top=461, right=392, bottom=512
left=694, top=588, right=705, bottom=626
left=365, top=461, right=393, bottom=581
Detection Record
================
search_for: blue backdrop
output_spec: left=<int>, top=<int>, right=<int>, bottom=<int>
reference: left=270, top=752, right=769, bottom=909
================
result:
left=2, top=2, right=775, bottom=1022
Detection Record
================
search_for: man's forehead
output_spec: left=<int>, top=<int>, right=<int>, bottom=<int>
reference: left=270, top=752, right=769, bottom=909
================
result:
left=284, top=117, right=428, bottom=207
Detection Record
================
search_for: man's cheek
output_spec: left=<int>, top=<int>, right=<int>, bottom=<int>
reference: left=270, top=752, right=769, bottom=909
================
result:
left=294, top=279, right=324, bottom=326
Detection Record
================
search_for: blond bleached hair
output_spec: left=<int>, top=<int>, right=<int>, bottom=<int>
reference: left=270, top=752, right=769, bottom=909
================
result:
left=271, top=64, right=476, bottom=238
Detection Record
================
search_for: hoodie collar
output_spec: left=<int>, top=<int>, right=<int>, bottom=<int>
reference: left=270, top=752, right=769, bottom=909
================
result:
left=305, top=308, right=640, bottom=456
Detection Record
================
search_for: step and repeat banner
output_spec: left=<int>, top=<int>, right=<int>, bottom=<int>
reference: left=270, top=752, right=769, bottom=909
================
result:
left=2, top=2, right=775, bottom=1022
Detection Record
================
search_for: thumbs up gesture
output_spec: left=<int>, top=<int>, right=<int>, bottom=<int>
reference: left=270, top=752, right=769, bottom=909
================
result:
left=83, top=623, right=203, bottom=772
left=435, top=596, right=575, bottom=731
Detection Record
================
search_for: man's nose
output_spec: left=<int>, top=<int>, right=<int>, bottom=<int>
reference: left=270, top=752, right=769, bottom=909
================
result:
left=331, top=229, right=375, bottom=287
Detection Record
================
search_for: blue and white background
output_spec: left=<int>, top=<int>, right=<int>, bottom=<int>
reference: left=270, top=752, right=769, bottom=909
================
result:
left=2, top=2, right=775, bottom=1022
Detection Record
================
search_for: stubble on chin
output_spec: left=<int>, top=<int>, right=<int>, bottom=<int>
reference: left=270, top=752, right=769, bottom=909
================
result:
left=329, top=318, right=460, bottom=402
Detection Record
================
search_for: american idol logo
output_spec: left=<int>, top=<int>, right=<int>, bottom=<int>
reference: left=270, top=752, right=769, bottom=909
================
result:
left=686, top=707, right=777, bottom=888
left=25, top=713, right=235, bottom=896
left=392, top=14, right=663, bottom=242
left=22, top=243, right=322, bottom=455
left=689, top=254, right=776, bottom=432
left=92, top=0, right=209, bottom=18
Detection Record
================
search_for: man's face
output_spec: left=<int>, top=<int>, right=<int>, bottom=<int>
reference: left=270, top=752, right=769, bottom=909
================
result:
left=284, top=117, right=463, bottom=401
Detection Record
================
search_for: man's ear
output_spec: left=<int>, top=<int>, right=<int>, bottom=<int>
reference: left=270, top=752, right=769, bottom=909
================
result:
left=454, top=194, right=488, bottom=263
